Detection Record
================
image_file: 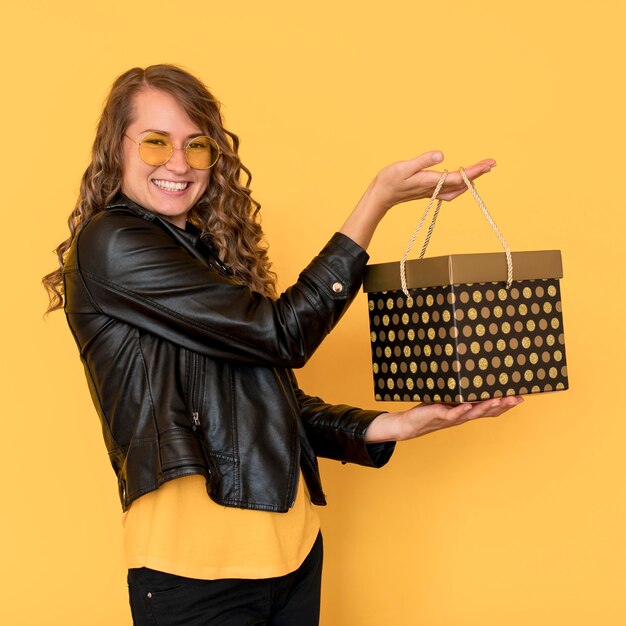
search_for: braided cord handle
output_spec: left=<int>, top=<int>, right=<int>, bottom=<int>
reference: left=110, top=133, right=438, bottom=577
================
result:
left=399, top=168, right=514, bottom=297
left=399, top=170, right=449, bottom=297
left=458, top=167, right=513, bottom=289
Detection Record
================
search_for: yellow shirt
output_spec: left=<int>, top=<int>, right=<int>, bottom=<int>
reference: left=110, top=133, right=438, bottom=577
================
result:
left=122, top=473, right=320, bottom=580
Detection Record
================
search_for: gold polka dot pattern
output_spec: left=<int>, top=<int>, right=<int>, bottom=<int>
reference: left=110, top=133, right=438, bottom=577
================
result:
left=368, top=278, right=568, bottom=402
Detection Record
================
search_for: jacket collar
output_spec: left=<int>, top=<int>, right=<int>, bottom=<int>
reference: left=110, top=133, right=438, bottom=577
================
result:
left=106, top=194, right=231, bottom=276
left=106, top=193, right=202, bottom=246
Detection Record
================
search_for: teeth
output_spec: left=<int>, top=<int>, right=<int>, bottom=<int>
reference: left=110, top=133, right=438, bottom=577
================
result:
left=152, top=180, right=189, bottom=191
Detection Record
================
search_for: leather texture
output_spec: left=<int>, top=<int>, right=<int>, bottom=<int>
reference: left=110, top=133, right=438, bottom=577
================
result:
left=63, top=196, right=395, bottom=512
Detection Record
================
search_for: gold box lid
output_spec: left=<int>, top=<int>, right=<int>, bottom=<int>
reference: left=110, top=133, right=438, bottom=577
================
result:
left=363, top=250, right=563, bottom=292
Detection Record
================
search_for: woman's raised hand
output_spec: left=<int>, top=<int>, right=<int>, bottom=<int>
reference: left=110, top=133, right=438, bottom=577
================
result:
left=374, top=151, right=496, bottom=205
left=340, top=151, right=497, bottom=250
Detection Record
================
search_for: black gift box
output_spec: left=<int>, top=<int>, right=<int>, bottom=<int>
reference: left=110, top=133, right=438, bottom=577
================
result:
left=363, top=250, right=568, bottom=403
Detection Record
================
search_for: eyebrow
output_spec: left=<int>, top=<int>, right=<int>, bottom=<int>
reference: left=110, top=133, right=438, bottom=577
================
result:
left=140, top=128, right=206, bottom=138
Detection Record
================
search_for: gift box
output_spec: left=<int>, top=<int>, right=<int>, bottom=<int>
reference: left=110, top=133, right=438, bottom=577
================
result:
left=363, top=252, right=568, bottom=402
left=362, top=169, right=568, bottom=403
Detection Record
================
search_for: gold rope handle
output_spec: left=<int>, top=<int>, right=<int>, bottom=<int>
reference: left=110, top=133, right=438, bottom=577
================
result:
left=399, top=170, right=449, bottom=297
left=399, top=168, right=514, bottom=297
left=459, top=167, right=513, bottom=289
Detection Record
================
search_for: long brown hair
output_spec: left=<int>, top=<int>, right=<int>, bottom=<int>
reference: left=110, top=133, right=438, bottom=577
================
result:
left=43, top=64, right=276, bottom=313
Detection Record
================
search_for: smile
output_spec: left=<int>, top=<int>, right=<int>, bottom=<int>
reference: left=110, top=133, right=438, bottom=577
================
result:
left=152, top=179, right=190, bottom=191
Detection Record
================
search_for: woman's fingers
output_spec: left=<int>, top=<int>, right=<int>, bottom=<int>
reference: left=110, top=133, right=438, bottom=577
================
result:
left=392, top=156, right=496, bottom=203
left=459, top=396, right=523, bottom=420
left=435, top=160, right=497, bottom=200
left=433, top=396, right=522, bottom=423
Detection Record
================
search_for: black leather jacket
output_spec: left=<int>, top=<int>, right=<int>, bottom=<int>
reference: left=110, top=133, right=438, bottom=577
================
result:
left=63, top=197, right=394, bottom=512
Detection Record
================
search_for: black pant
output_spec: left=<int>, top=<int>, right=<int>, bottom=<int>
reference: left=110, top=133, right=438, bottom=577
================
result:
left=127, top=531, right=323, bottom=626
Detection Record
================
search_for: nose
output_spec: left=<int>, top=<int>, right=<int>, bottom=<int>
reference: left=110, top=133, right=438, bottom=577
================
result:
left=165, top=146, right=190, bottom=175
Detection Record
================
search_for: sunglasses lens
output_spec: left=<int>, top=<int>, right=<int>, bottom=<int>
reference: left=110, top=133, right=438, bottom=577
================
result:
left=138, top=132, right=172, bottom=166
left=186, top=136, right=220, bottom=169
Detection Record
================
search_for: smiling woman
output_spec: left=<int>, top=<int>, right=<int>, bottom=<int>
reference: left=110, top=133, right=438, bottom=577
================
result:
left=42, top=65, right=278, bottom=311
left=42, top=64, right=519, bottom=625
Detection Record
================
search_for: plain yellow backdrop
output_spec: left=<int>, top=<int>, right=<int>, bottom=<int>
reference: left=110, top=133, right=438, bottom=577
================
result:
left=2, top=0, right=625, bottom=624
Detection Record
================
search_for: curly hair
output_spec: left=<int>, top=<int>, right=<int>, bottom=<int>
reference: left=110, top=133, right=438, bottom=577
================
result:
left=43, top=64, right=277, bottom=313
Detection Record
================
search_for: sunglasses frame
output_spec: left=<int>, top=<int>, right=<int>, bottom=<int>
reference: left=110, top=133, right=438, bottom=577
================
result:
left=124, top=131, right=221, bottom=170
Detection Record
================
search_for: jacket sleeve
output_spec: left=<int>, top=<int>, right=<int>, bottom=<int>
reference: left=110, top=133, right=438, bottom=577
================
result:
left=287, top=371, right=396, bottom=468
left=75, top=210, right=369, bottom=368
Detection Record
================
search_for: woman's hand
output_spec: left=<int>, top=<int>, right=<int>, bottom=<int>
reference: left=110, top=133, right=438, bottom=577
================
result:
left=364, top=396, right=523, bottom=443
left=373, top=151, right=496, bottom=206
left=339, top=151, right=496, bottom=250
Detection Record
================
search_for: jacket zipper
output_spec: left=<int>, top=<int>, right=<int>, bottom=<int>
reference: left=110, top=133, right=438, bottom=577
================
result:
left=190, top=352, right=201, bottom=431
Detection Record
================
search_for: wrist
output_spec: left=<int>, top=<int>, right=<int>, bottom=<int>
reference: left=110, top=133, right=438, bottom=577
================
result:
left=358, top=177, right=393, bottom=217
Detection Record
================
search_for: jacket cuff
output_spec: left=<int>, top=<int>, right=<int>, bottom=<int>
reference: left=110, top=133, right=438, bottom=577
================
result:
left=327, top=232, right=370, bottom=262
left=347, top=410, right=396, bottom=468
left=303, top=232, right=370, bottom=303
left=364, top=441, right=396, bottom=468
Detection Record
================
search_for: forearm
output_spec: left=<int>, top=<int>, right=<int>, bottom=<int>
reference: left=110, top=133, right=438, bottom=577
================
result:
left=288, top=371, right=395, bottom=467
left=364, top=411, right=401, bottom=443
left=338, top=178, right=390, bottom=251
left=300, top=396, right=389, bottom=467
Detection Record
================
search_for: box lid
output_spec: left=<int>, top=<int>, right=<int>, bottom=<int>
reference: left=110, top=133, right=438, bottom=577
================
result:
left=363, top=250, right=563, bottom=292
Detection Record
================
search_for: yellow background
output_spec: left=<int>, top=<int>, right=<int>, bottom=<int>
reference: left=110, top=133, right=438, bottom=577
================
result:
left=2, top=0, right=625, bottom=624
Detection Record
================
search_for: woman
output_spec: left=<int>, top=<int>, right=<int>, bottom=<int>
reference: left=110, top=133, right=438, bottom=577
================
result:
left=43, top=65, right=521, bottom=625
